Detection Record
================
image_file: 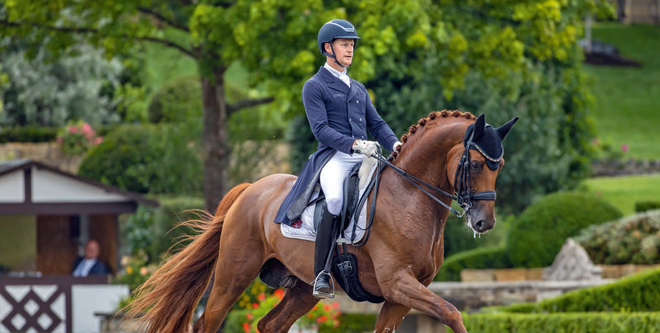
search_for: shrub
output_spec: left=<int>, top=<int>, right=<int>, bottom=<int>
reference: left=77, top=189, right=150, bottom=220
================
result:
left=121, top=196, right=205, bottom=262
left=56, top=121, right=103, bottom=156
left=0, top=127, right=58, bottom=143
left=147, top=76, right=202, bottom=125
left=575, top=209, right=660, bottom=265
left=435, top=246, right=510, bottom=281
left=506, top=192, right=622, bottom=268
left=636, top=201, right=660, bottom=213
left=444, top=212, right=514, bottom=258
left=78, top=124, right=203, bottom=195
left=497, top=267, right=660, bottom=313
left=459, top=312, right=660, bottom=333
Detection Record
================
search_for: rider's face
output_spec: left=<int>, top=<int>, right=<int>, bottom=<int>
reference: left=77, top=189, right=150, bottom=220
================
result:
left=326, top=38, right=355, bottom=67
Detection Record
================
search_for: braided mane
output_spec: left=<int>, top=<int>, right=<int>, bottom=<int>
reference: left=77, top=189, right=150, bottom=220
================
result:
left=391, top=110, right=476, bottom=160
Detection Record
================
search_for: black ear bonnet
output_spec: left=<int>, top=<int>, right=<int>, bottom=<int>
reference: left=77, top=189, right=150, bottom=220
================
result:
left=463, top=114, right=519, bottom=170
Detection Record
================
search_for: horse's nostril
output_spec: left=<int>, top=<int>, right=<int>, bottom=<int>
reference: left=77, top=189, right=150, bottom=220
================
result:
left=474, top=220, right=485, bottom=231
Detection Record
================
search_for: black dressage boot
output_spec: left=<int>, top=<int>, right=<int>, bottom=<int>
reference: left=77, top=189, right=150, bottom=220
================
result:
left=313, top=203, right=340, bottom=299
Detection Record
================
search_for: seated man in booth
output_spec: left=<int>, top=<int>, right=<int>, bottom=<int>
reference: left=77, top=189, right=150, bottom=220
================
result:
left=72, top=239, right=111, bottom=277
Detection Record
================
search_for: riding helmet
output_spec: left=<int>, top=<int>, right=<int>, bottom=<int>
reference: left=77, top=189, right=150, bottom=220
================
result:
left=317, top=19, right=361, bottom=56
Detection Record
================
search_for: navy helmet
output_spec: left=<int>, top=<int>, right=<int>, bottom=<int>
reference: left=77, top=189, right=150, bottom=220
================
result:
left=317, top=19, right=360, bottom=56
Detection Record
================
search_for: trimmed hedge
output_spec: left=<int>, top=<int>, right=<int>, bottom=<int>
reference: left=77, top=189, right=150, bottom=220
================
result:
left=636, top=201, right=660, bottom=213
left=500, top=267, right=660, bottom=313
left=458, top=312, right=660, bottom=333
left=576, top=210, right=660, bottom=265
left=435, top=246, right=511, bottom=281
left=0, top=127, right=58, bottom=143
left=506, top=192, right=622, bottom=268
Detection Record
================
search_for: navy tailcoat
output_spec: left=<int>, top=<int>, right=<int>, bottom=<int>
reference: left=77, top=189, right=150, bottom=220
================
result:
left=274, top=66, right=398, bottom=225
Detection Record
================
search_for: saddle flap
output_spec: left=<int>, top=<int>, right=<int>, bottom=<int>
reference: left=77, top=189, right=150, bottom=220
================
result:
left=341, top=162, right=362, bottom=230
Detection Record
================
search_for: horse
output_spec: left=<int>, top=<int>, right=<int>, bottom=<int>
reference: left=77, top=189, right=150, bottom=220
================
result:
left=125, top=110, right=518, bottom=333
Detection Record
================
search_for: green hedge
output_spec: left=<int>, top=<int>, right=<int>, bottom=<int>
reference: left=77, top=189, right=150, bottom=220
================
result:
left=499, top=267, right=660, bottom=313
left=458, top=312, right=660, bottom=333
left=576, top=210, right=660, bottom=265
left=435, top=246, right=511, bottom=281
left=224, top=309, right=376, bottom=333
left=0, top=127, right=58, bottom=143
left=636, top=201, right=660, bottom=213
left=79, top=124, right=203, bottom=195
left=506, top=192, right=622, bottom=268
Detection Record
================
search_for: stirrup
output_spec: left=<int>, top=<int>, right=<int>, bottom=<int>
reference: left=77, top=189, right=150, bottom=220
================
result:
left=312, top=272, right=335, bottom=299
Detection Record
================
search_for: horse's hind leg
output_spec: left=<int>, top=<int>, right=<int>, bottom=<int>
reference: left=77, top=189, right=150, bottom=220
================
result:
left=192, top=238, right=266, bottom=333
left=257, top=281, right=319, bottom=333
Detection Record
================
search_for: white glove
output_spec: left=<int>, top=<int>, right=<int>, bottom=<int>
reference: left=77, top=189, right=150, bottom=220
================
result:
left=352, top=139, right=379, bottom=158
left=393, top=141, right=402, bottom=152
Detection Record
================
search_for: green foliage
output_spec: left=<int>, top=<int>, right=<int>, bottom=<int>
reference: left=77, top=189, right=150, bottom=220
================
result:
left=111, top=251, right=154, bottom=293
left=636, top=201, right=660, bottom=214
left=435, top=246, right=510, bottom=282
left=458, top=312, right=660, bottom=333
left=147, top=75, right=202, bottom=125
left=498, top=267, right=660, bottom=313
left=225, top=309, right=375, bottom=333
left=575, top=210, right=660, bottom=265
left=78, top=124, right=203, bottom=195
left=121, top=196, right=205, bottom=263
left=286, top=115, right=316, bottom=174
left=0, top=126, right=57, bottom=143
left=0, top=42, right=123, bottom=127
left=443, top=213, right=514, bottom=258
left=506, top=192, right=622, bottom=268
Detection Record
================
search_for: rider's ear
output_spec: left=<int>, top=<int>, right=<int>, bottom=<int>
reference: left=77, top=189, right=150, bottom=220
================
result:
left=473, top=114, right=486, bottom=139
left=496, top=116, right=520, bottom=141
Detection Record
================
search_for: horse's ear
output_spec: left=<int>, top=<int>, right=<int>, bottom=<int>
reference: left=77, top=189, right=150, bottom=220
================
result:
left=473, top=114, right=486, bottom=139
left=496, top=116, right=520, bottom=140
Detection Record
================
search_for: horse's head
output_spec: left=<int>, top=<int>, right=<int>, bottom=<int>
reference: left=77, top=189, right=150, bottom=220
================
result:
left=446, top=114, right=519, bottom=234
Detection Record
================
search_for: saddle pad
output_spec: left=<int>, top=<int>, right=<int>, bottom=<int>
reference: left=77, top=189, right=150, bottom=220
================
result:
left=281, top=157, right=377, bottom=244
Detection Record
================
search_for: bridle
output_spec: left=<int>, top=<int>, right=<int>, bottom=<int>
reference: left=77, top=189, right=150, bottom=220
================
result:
left=374, top=130, right=497, bottom=218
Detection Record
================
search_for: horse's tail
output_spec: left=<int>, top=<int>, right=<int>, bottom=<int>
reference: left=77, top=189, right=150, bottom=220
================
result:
left=124, top=183, right=252, bottom=333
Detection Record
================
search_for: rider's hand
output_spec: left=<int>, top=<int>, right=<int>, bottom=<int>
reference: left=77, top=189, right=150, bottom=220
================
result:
left=352, top=139, right=379, bottom=158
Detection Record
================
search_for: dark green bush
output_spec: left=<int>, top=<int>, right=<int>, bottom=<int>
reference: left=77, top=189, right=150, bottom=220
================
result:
left=459, top=312, right=660, bottom=333
left=147, top=75, right=202, bottom=125
left=435, top=246, right=511, bottom=281
left=506, top=192, right=622, bottom=268
left=575, top=210, right=660, bottom=265
left=122, top=196, right=205, bottom=262
left=78, top=124, right=203, bottom=195
left=497, top=267, right=660, bottom=313
left=636, top=201, right=660, bottom=213
left=0, top=127, right=58, bottom=143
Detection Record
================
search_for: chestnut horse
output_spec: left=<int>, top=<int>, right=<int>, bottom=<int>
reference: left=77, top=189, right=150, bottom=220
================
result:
left=126, top=111, right=514, bottom=333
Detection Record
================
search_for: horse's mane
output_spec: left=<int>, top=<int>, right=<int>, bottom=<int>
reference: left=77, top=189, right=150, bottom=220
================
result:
left=391, top=110, right=476, bottom=160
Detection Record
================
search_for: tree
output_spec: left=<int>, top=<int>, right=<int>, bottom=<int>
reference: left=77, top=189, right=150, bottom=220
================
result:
left=1, top=0, right=610, bottom=211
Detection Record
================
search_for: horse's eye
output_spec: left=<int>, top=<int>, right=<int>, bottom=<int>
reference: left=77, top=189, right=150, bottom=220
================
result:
left=470, top=161, right=482, bottom=170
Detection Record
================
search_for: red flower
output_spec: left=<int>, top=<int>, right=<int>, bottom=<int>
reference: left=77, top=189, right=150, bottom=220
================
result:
left=316, top=315, right=328, bottom=323
left=252, top=303, right=259, bottom=309
left=274, top=289, right=285, bottom=300
left=242, top=322, right=250, bottom=333
left=332, top=302, right=340, bottom=309
left=258, top=293, right=266, bottom=301
left=323, top=304, right=331, bottom=312
left=246, top=313, right=254, bottom=320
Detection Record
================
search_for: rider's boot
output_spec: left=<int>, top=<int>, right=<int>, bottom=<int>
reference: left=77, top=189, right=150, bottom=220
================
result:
left=313, top=204, right=339, bottom=299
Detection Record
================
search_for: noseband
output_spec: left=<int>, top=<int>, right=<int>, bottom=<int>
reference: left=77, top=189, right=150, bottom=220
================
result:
left=374, top=130, right=497, bottom=218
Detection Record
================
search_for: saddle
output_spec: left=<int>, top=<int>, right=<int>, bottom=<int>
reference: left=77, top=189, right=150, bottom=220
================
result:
left=311, top=159, right=385, bottom=304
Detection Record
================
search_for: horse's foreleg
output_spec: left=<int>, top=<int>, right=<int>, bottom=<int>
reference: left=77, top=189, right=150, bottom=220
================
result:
left=374, top=301, right=411, bottom=333
left=257, top=281, right=319, bottom=333
left=379, top=274, right=467, bottom=333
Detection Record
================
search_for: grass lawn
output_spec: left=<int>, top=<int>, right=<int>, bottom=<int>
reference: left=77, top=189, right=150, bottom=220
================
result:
left=585, top=23, right=660, bottom=160
left=580, top=173, right=660, bottom=215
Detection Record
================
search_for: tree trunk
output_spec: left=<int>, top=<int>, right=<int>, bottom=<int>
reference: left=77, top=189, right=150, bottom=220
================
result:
left=201, top=67, right=230, bottom=212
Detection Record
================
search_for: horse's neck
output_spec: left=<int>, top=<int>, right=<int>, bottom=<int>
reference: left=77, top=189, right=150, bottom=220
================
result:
left=377, top=120, right=465, bottom=245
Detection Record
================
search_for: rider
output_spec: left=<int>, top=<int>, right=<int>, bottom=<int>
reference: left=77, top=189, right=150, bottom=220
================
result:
left=275, top=19, right=401, bottom=299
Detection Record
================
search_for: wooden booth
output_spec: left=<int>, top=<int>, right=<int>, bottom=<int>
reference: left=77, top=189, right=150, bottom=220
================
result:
left=0, top=159, right=158, bottom=333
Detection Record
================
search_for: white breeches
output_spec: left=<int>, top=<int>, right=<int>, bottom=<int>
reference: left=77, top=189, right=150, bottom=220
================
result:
left=320, top=151, right=364, bottom=216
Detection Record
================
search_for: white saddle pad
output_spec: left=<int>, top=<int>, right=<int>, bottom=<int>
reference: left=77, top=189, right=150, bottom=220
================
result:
left=281, top=157, right=378, bottom=245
